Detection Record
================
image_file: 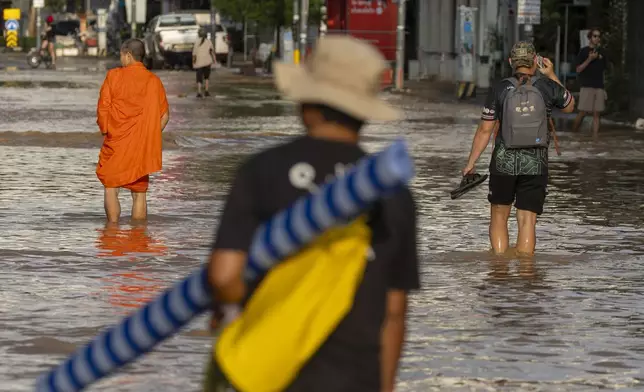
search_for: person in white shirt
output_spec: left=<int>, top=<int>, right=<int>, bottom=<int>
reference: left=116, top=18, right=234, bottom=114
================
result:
left=192, top=28, right=216, bottom=98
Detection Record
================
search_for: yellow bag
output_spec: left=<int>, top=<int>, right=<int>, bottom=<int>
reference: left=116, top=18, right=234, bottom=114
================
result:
left=214, top=217, right=371, bottom=392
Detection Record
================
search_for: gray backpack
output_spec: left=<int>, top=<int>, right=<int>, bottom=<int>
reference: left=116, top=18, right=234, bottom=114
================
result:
left=501, top=76, right=549, bottom=148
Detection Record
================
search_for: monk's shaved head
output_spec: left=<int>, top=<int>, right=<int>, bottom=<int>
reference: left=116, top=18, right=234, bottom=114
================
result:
left=121, top=39, right=145, bottom=62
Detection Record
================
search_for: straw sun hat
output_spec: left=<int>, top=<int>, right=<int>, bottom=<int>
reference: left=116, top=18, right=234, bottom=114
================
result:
left=274, top=35, right=401, bottom=121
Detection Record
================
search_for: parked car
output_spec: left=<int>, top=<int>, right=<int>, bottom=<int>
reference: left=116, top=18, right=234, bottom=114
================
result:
left=142, top=13, right=199, bottom=69
left=52, top=20, right=80, bottom=37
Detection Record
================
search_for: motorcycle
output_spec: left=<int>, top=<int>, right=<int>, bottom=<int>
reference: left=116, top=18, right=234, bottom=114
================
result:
left=26, top=38, right=54, bottom=69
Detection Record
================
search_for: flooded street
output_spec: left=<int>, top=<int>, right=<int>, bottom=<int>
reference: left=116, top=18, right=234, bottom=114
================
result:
left=1, top=69, right=644, bottom=391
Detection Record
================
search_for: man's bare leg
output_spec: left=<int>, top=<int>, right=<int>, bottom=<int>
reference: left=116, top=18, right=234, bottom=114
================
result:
left=104, top=188, right=121, bottom=223
left=516, top=208, right=538, bottom=256
left=49, top=43, right=56, bottom=66
left=592, top=111, right=600, bottom=139
left=490, top=204, right=512, bottom=255
left=131, top=191, right=148, bottom=221
left=571, top=111, right=586, bottom=132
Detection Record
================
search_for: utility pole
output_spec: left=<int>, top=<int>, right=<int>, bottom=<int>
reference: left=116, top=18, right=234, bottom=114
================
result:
left=35, top=5, right=41, bottom=50
left=293, top=0, right=300, bottom=64
left=299, top=0, right=309, bottom=61
left=395, top=0, right=406, bottom=90
left=563, top=4, right=569, bottom=86
left=521, top=24, right=533, bottom=41
left=319, top=1, right=327, bottom=38
left=131, top=0, right=136, bottom=38
left=210, top=2, right=217, bottom=55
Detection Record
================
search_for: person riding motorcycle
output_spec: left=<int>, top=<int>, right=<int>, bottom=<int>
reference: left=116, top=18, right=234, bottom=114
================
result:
left=40, top=15, right=56, bottom=68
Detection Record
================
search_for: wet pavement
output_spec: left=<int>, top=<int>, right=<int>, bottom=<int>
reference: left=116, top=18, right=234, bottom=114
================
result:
left=1, top=68, right=644, bottom=391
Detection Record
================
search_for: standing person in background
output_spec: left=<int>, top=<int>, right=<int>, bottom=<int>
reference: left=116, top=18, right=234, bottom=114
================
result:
left=193, top=27, right=216, bottom=98
left=463, top=42, right=575, bottom=257
left=41, top=16, right=56, bottom=68
left=96, top=39, right=169, bottom=223
left=571, top=28, right=608, bottom=137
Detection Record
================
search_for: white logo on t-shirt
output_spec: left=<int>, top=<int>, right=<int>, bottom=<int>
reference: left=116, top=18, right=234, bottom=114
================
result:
left=289, top=162, right=317, bottom=190
left=287, top=161, right=375, bottom=260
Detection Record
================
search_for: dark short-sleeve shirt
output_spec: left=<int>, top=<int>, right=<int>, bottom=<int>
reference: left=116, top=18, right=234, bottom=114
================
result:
left=45, top=26, right=55, bottom=40
left=213, top=135, right=420, bottom=392
left=481, top=75, right=572, bottom=176
left=576, top=46, right=607, bottom=89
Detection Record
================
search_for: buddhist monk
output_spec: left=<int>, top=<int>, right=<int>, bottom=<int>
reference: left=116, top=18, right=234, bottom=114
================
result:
left=96, top=39, right=169, bottom=223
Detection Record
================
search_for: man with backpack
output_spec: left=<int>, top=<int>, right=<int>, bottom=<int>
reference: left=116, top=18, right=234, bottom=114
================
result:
left=462, top=41, right=575, bottom=256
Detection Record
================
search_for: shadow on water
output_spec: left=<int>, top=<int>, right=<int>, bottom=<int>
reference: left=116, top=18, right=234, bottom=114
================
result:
left=0, top=81, right=94, bottom=89
left=208, top=102, right=291, bottom=118
left=406, top=116, right=479, bottom=126
left=161, top=152, right=244, bottom=186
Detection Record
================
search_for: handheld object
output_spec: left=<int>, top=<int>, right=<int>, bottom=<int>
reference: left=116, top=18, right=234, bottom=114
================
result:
left=536, top=55, right=544, bottom=69
left=450, top=173, right=488, bottom=200
left=35, top=139, right=415, bottom=392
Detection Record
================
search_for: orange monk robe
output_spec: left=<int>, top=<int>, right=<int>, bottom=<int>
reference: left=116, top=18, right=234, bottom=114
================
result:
left=96, top=62, right=169, bottom=191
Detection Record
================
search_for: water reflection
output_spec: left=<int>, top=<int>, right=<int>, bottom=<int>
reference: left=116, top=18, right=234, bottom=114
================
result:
left=96, top=223, right=168, bottom=258
left=96, top=223, right=167, bottom=314
left=486, top=258, right=545, bottom=282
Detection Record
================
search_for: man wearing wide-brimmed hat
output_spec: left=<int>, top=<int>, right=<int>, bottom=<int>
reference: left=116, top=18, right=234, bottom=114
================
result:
left=206, top=36, right=420, bottom=392
left=463, top=41, right=575, bottom=257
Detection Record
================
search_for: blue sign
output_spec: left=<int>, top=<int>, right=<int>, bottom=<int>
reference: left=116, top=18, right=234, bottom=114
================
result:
left=5, top=19, right=18, bottom=31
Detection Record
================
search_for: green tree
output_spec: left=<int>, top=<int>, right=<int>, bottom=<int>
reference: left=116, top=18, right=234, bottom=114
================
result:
left=213, top=0, right=323, bottom=28
left=45, top=0, right=67, bottom=13
left=213, top=0, right=263, bottom=25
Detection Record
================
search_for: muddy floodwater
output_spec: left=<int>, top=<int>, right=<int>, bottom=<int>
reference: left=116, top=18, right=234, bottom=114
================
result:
left=1, top=70, right=644, bottom=391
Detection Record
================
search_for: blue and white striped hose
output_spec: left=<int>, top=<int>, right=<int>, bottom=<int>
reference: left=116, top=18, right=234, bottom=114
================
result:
left=35, top=138, right=415, bottom=392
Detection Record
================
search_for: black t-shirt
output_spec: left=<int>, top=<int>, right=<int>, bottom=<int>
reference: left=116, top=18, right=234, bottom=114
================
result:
left=576, top=46, right=607, bottom=89
left=44, top=25, right=55, bottom=40
left=482, top=75, right=572, bottom=176
left=213, top=135, right=420, bottom=392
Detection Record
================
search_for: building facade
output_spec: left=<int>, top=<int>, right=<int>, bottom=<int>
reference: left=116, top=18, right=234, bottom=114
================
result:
left=416, top=0, right=510, bottom=89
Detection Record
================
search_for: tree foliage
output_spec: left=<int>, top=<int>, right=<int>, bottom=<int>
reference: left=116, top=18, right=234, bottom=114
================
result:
left=213, top=0, right=323, bottom=27
left=45, top=0, right=67, bottom=13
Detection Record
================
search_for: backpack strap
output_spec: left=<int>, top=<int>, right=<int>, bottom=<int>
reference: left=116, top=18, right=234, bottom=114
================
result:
left=504, top=77, right=519, bottom=87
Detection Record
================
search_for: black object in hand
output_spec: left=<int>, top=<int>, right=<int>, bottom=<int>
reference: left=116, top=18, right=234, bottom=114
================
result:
left=450, top=173, right=489, bottom=200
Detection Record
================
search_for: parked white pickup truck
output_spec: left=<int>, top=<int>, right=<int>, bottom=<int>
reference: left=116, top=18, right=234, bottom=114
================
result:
left=142, top=13, right=199, bottom=69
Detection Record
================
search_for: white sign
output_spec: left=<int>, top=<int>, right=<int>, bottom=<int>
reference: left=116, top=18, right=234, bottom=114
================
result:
left=573, top=0, right=591, bottom=6
left=125, top=0, right=147, bottom=24
left=97, top=8, right=107, bottom=51
left=517, top=0, right=541, bottom=25
left=33, top=0, right=44, bottom=8
left=5, top=19, right=19, bottom=30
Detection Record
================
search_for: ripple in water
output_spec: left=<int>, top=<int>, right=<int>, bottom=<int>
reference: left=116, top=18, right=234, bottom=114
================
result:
left=1, top=74, right=644, bottom=391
